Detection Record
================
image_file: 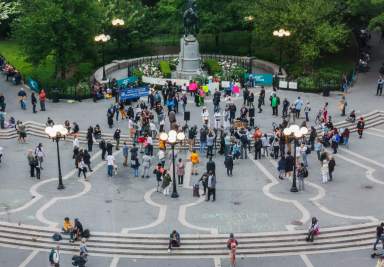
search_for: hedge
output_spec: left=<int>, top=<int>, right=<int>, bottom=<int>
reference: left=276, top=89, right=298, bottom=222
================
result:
left=159, top=60, right=171, bottom=78
left=203, top=59, right=221, bottom=75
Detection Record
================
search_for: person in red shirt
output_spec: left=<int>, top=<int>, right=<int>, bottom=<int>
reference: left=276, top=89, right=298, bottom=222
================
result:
left=39, top=89, right=46, bottom=111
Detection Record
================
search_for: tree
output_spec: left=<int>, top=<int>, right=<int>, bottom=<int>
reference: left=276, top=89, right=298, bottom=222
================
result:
left=252, top=0, right=349, bottom=72
left=99, top=0, right=149, bottom=46
left=13, top=0, right=102, bottom=79
left=0, top=1, right=20, bottom=23
left=198, top=0, right=246, bottom=48
left=0, top=0, right=21, bottom=38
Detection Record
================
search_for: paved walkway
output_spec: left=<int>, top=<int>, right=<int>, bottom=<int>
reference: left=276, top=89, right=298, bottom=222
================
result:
left=0, top=33, right=384, bottom=266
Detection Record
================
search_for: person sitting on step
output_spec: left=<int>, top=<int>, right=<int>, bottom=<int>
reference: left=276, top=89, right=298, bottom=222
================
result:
left=168, top=230, right=180, bottom=253
left=70, top=218, right=84, bottom=243
left=62, top=217, right=73, bottom=234
left=306, top=217, right=320, bottom=242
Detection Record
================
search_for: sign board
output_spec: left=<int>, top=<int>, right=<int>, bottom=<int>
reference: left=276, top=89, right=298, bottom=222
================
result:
left=221, top=81, right=230, bottom=88
left=288, top=81, right=298, bottom=90
left=142, top=76, right=190, bottom=86
left=249, top=74, right=273, bottom=86
left=120, top=86, right=149, bottom=101
left=117, top=76, right=138, bottom=87
left=279, top=80, right=288, bottom=89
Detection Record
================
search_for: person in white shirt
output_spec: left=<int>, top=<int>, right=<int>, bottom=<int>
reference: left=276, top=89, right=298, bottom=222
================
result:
left=201, top=108, right=209, bottom=126
left=128, top=118, right=134, bottom=138
left=73, top=137, right=79, bottom=149
left=107, top=154, right=115, bottom=177
left=146, top=135, right=153, bottom=156
left=214, top=110, right=222, bottom=129
left=158, top=149, right=165, bottom=167
left=34, top=143, right=45, bottom=169
left=300, top=143, right=308, bottom=167
left=78, top=158, right=87, bottom=180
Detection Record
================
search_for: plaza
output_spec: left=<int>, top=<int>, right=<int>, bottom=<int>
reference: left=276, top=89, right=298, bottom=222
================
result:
left=1, top=1, right=384, bottom=267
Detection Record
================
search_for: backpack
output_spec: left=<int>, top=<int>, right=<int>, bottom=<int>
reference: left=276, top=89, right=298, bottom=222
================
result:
left=303, top=168, right=309, bottom=178
left=82, top=229, right=90, bottom=239
left=52, top=232, right=62, bottom=241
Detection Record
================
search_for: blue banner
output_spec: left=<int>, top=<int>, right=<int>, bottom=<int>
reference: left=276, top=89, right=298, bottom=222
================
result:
left=117, top=76, right=138, bottom=87
left=120, top=86, right=149, bottom=101
left=248, top=74, right=273, bottom=86
left=27, top=77, right=39, bottom=92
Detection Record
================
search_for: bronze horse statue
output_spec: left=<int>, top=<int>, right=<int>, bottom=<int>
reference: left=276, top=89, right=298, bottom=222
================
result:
left=183, top=0, right=198, bottom=36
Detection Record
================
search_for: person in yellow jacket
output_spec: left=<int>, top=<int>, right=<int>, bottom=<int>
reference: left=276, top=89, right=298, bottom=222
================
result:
left=62, top=217, right=73, bottom=233
left=190, top=150, right=200, bottom=175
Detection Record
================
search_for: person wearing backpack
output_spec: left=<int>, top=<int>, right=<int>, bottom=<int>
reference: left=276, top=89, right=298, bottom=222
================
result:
left=49, top=245, right=60, bottom=266
left=297, top=163, right=307, bottom=191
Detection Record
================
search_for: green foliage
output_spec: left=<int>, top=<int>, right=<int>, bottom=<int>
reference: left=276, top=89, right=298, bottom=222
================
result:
left=203, top=59, right=221, bottom=75
left=0, top=1, right=20, bottom=23
left=248, top=0, right=350, bottom=72
left=13, top=0, right=102, bottom=79
left=159, top=60, right=171, bottom=78
left=99, top=0, right=149, bottom=47
left=0, top=40, right=54, bottom=83
left=132, top=68, right=144, bottom=79
left=223, top=65, right=247, bottom=81
left=73, top=62, right=94, bottom=83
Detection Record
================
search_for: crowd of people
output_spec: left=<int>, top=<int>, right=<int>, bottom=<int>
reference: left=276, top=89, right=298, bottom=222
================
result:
left=0, top=60, right=377, bottom=265
left=0, top=55, right=22, bottom=85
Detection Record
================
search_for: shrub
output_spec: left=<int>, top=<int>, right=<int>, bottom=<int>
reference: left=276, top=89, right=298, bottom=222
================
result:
left=159, top=60, right=171, bottom=78
left=203, top=59, right=221, bottom=75
left=132, top=68, right=144, bottom=78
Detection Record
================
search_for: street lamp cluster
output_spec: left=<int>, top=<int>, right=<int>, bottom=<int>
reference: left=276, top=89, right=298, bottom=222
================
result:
left=283, top=125, right=308, bottom=193
left=159, top=130, right=185, bottom=198
left=273, top=28, right=291, bottom=75
left=95, top=18, right=125, bottom=81
left=45, top=125, right=69, bottom=190
left=112, top=18, right=125, bottom=27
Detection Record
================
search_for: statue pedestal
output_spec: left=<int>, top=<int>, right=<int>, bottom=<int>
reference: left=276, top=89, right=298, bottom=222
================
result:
left=176, top=35, right=202, bottom=80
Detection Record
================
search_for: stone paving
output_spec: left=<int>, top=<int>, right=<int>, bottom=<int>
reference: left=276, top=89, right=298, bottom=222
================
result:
left=1, top=34, right=384, bottom=266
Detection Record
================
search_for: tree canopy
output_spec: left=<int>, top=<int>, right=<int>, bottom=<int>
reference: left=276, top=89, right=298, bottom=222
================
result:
left=5, top=0, right=384, bottom=81
left=13, top=0, right=102, bottom=79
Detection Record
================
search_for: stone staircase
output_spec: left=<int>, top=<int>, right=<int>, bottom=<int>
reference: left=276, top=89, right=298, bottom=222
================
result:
left=1, top=110, right=383, bottom=149
left=0, top=221, right=376, bottom=257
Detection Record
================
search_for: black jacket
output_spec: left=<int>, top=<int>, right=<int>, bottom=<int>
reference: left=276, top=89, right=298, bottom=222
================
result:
left=206, top=160, right=216, bottom=174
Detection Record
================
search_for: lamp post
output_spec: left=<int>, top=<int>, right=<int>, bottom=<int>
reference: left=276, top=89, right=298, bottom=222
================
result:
left=283, top=125, right=308, bottom=192
left=159, top=130, right=185, bottom=198
left=273, top=28, right=291, bottom=75
left=95, top=34, right=111, bottom=81
left=112, top=18, right=125, bottom=51
left=45, top=125, right=68, bottom=190
left=244, top=16, right=255, bottom=56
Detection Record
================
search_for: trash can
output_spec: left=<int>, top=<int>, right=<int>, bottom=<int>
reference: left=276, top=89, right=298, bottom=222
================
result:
left=51, top=88, right=60, bottom=103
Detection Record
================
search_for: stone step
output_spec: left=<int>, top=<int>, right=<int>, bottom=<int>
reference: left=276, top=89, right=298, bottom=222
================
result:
left=0, top=221, right=376, bottom=240
left=0, top=228, right=375, bottom=250
left=0, top=225, right=375, bottom=247
left=0, top=235, right=373, bottom=256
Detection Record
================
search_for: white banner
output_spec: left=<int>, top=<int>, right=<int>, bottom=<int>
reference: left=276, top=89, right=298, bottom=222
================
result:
left=142, top=76, right=190, bottom=86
